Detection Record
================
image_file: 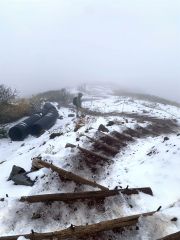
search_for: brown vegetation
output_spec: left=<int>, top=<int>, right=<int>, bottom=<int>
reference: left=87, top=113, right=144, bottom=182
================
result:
left=0, top=99, right=31, bottom=124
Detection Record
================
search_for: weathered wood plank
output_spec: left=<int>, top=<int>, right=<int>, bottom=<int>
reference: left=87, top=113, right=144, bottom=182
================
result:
left=20, top=187, right=153, bottom=203
left=0, top=211, right=156, bottom=240
left=37, top=159, right=108, bottom=191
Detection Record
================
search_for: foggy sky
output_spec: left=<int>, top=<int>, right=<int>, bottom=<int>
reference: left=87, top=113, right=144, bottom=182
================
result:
left=0, top=0, right=180, bottom=101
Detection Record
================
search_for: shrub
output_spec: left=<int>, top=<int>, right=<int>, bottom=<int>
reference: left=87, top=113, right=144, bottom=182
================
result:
left=31, top=88, right=74, bottom=107
left=0, top=84, right=17, bottom=104
left=0, top=126, right=7, bottom=138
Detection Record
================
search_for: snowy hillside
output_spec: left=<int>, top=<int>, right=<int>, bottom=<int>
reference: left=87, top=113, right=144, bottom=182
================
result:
left=0, top=87, right=180, bottom=240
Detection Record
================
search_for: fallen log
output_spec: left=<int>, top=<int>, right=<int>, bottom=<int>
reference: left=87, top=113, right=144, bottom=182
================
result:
left=20, top=187, right=153, bottom=203
left=37, top=159, right=108, bottom=191
left=0, top=211, right=156, bottom=240
left=157, top=231, right=180, bottom=240
left=84, top=135, right=119, bottom=154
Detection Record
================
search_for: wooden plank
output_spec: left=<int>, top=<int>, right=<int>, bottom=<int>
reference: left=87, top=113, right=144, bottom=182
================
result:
left=20, top=187, right=153, bottom=203
left=65, top=143, right=112, bottom=162
left=84, top=135, right=119, bottom=154
left=98, top=131, right=124, bottom=145
left=112, top=131, right=134, bottom=141
left=157, top=231, right=180, bottom=240
left=0, top=211, right=156, bottom=240
left=37, top=159, right=108, bottom=191
left=78, top=146, right=112, bottom=162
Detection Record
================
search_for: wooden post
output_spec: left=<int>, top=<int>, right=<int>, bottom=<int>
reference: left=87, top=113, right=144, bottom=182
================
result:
left=0, top=211, right=156, bottom=240
left=37, top=159, right=108, bottom=191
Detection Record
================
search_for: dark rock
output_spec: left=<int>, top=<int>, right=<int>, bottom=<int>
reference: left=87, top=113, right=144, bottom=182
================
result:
left=49, top=132, right=63, bottom=139
left=11, top=174, right=34, bottom=186
left=98, top=124, right=109, bottom=133
left=65, top=143, right=76, bottom=148
left=32, top=213, right=41, bottom=219
left=171, top=217, right=178, bottom=222
left=177, top=133, right=180, bottom=136
left=58, top=116, right=63, bottom=120
left=163, top=136, right=169, bottom=142
left=68, top=114, right=75, bottom=117
left=8, top=165, right=34, bottom=186
left=76, top=138, right=80, bottom=141
left=106, top=121, right=115, bottom=126
left=143, top=110, right=149, bottom=113
left=8, top=165, right=26, bottom=181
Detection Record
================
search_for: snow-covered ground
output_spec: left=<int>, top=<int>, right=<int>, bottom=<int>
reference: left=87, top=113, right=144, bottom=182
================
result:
left=0, top=87, right=180, bottom=239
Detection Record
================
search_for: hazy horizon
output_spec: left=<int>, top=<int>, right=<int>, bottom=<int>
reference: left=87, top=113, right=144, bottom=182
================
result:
left=0, top=0, right=179, bottom=101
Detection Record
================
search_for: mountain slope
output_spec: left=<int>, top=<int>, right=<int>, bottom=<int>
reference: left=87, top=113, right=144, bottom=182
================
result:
left=0, top=87, right=180, bottom=239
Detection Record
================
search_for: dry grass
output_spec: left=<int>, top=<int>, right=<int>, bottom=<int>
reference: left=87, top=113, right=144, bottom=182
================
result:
left=0, top=99, right=31, bottom=124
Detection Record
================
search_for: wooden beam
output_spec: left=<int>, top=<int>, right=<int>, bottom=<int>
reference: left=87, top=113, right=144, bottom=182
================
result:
left=112, top=131, right=134, bottom=141
left=65, top=143, right=112, bottom=162
left=78, top=146, right=112, bottom=162
left=84, top=135, right=119, bottom=154
left=98, top=131, right=125, bottom=145
left=37, top=159, right=108, bottom=191
left=135, top=126, right=158, bottom=136
left=20, top=190, right=119, bottom=203
left=0, top=211, right=156, bottom=240
left=20, top=187, right=153, bottom=203
left=157, top=231, right=180, bottom=240
left=123, top=127, right=140, bottom=137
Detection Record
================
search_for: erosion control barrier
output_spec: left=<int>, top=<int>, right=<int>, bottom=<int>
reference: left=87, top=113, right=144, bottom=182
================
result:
left=8, top=103, right=59, bottom=141
left=8, top=113, right=42, bottom=141
left=30, top=103, right=59, bottom=137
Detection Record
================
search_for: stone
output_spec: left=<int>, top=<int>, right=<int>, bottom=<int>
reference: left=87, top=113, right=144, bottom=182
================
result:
left=68, top=114, right=75, bottom=117
left=106, top=121, right=115, bottom=126
left=98, top=124, right=109, bottom=133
